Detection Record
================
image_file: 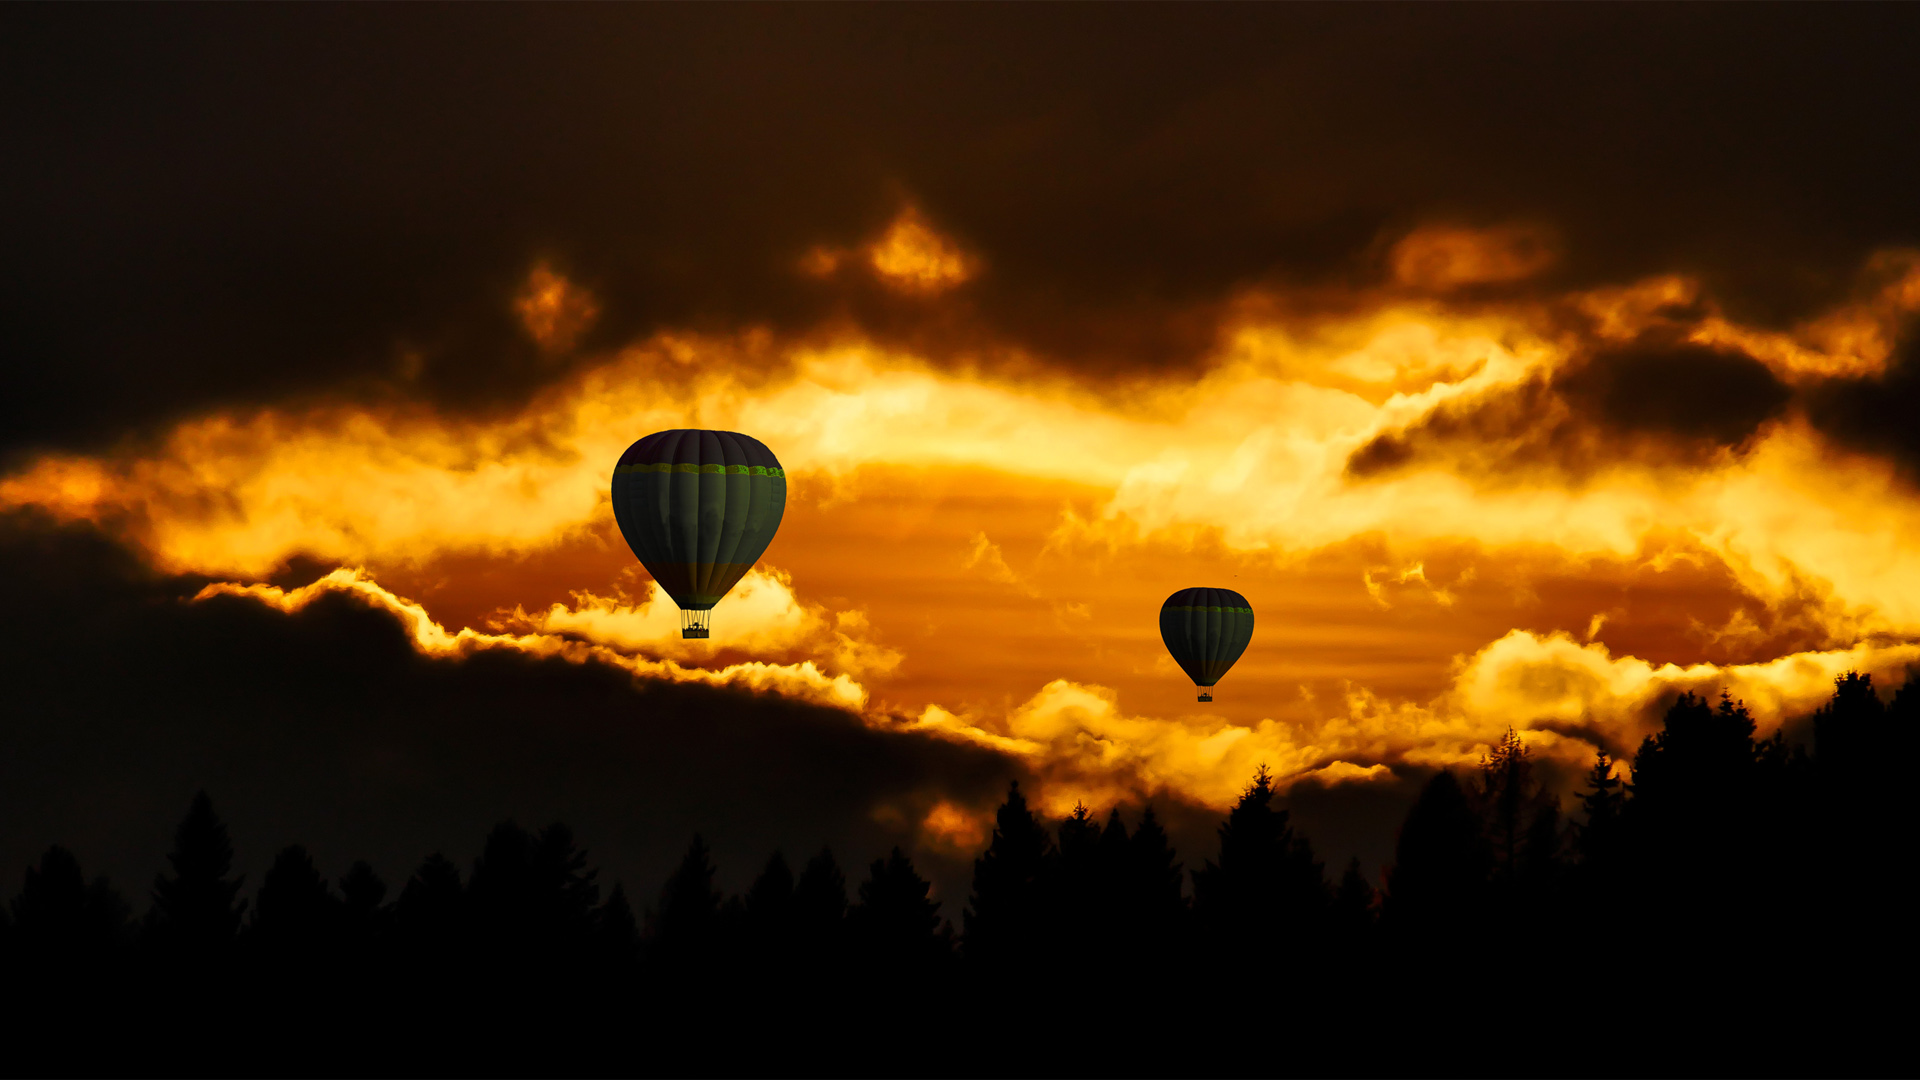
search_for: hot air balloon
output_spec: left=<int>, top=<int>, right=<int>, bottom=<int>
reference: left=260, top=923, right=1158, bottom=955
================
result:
left=610, top=429, right=787, bottom=639
left=1159, top=587, right=1254, bottom=702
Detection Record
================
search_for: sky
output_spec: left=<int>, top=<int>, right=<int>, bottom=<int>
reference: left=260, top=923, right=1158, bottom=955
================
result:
left=5, top=5, right=1920, bottom=902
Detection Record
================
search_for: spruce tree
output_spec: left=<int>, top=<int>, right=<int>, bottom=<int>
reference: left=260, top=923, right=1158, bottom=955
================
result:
left=793, top=847, right=848, bottom=982
left=395, top=853, right=464, bottom=948
left=1128, top=805, right=1184, bottom=918
left=596, top=883, right=640, bottom=970
left=1814, top=671, right=1884, bottom=772
left=794, top=847, right=848, bottom=930
left=744, top=851, right=797, bottom=969
left=1623, top=690, right=1789, bottom=969
left=746, top=852, right=795, bottom=924
left=1126, top=803, right=1186, bottom=964
left=1471, top=730, right=1561, bottom=886
left=1055, top=802, right=1102, bottom=966
left=467, top=821, right=539, bottom=956
left=338, top=862, right=387, bottom=931
left=12, top=846, right=128, bottom=962
left=963, top=780, right=1055, bottom=965
left=1332, top=857, right=1375, bottom=946
left=148, top=792, right=247, bottom=958
left=249, top=844, right=337, bottom=957
left=1381, top=771, right=1487, bottom=949
left=651, top=834, right=722, bottom=968
left=850, top=848, right=948, bottom=972
left=532, top=822, right=600, bottom=944
left=1572, top=753, right=1624, bottom=865
left=1191, top=766, right=1326, bottom=965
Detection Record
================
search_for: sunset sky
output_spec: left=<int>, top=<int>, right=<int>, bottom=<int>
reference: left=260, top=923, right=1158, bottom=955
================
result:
left=6, top=5, right=1920, bottom=899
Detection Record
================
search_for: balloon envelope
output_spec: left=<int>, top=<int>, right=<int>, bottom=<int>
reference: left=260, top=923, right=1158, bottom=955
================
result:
left=1159, top=587, right=1254, bottom=701
left=611, top=429, right=786, bottom=636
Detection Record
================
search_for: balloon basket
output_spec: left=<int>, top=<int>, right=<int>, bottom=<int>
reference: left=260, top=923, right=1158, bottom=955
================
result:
left=1197, top=689, right=1213, bottom=702
left=680, top=609, right=712, bottom=639
left=682, top=628, right=709, bottom=639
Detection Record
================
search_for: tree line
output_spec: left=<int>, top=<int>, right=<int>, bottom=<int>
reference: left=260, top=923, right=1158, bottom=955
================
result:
left=3, top=672, right=1912, bottom=1074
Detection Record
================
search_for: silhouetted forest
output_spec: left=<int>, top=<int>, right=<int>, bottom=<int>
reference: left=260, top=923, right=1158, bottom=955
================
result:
left=3, top=673, right=1914, bottom=1076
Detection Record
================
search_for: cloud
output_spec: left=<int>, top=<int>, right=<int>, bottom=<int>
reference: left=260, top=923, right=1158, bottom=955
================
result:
left=891, top=621, right=1920, bottom=816
left=961, top=532, right=1035, bottom=595
left=511, top=567, right=902, bottom=679
left=1347, top=335, right=1794, bottom=480
left=1807, top=331, right=1920, bottom=481
left=866, top=209, right=977, bottom=295
left=515, top=265, right=601, bottom=355
left=1389, top=223, right=1558, bottom=291
left=197, top=568, right=872, bottom=712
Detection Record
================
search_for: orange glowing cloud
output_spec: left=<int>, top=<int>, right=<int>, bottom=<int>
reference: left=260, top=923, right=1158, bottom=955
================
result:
left=1389, top=223, right=1557, bottom=290
left=1579, top=253, right=1920, bottom=382
left=515, top=264, right=600, bottom=353
left=919, top=800, right=990, bottom=855
left=510, top=566, right=902, bottom=680
left=866, top=208, right=976, bottom=293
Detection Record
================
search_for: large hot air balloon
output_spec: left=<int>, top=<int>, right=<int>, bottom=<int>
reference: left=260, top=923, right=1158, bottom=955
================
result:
left=1159, top=587, right=1254, bottom=702
left=611, top=429, right=787, bottom=639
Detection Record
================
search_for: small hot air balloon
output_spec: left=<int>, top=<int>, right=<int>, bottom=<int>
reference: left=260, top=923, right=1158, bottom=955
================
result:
left=1159, top=587, right=1254, bottom=702
left=610, top=429, right=787, bottom=639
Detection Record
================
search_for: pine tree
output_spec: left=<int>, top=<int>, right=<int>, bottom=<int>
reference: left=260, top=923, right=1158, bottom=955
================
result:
left=338, top=861, right=387, bottom=932
left=1572, top=753, right=1624, bottom=864
left=794, top=848, right=848, bottom=931
left=332, top=859, right=390, bottom=975
left=746, top=852, right=794, bottom=921
left=395, top=853, right=464, bottom=947
left=963, top=780, right=1055, bottom=965
left=1381, top=771, right=1487, bottom=948
left=1471, top=729, right=1561, bottom=885
left=12, top=846, right=128, bottom=962
left=793, top=847, right=848, bottom=981
left=651, top=834, right=722, bottom=968
left=148, top=792, right=247, bottom=958
left=467, top=821, right=539, bottom=956
left=1814, top=671, right=1884, bottom=772
left=850, top=847, right=948, bottom=972
left=1128, top=805, right=1184, bottom=918
left=1629, top=691, right=1759, bottom=816
left=249, top=844, right=338, bottom=958
left=1623, top=690, right=1791, bottom=968
left=596, top=883, right=640, bottom=970
left=737, top=849, right=791, bottom=976
left=1191, top=766, right=1326, bottom=965
left=1332, top=857, right=1375, bottom=946
left=1125, top=803, right=1187, bottom=965
left=1054, top=802, right=1102, bottom=966
left=532, top=822, right=600, bottom=943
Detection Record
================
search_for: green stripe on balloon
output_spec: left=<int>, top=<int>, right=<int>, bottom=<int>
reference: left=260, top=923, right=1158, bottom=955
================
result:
left=1163, top=605, right=1255, bottom=614
left=612, top=463, right=786, bottom=477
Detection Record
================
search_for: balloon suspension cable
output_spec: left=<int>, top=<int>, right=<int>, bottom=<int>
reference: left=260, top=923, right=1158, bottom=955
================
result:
left=680, top=608, right=712, bottom=640
left=1197, top=687, right=1213, bottom=703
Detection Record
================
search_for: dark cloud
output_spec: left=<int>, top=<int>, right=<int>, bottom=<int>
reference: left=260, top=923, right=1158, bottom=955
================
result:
left=1807, top=329, right=1920, bottom=481
left=1347, top=336, right=1792, bottom=480
left=5, top=5, right=1920, bottom=458
left=0, top=512, right=1019, bottom=907
left=1558, top=340, right=1793, bottom=447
